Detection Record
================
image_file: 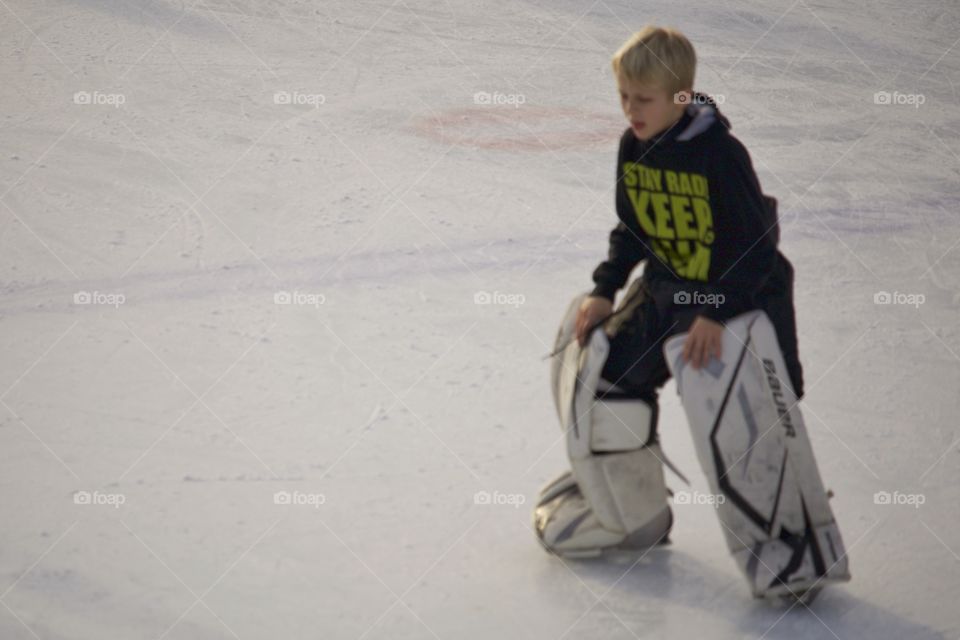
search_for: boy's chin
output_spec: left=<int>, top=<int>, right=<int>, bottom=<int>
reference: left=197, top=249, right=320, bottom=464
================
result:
left=632, top=126, right=658, bottom=141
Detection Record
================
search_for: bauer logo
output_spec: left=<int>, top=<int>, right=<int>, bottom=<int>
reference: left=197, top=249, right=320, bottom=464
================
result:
left=873, top=290, right=924, bottom=308
left=673, top=490, right=725, bottom=507
left=73, top=490, right=126, bottom=508
left=473, top=290, right=525, bottom=308
left=274, top=290, right=326, bottom=307
left=673, top=290, right=724, bottom=308
left=473, top=490, right=525, bottom=508
left=273, top=490, right=326, bottom=508
left=762, top=359, right=796, bottom=437
left=873, top=490, right=925, bottom=509
left=73, top=290, right=126, bottom=308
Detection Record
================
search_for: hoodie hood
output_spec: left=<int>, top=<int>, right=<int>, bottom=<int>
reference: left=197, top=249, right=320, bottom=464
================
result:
left=636, top=91, right=730, bottom=148
left=676, top=92, right=730, bottom=141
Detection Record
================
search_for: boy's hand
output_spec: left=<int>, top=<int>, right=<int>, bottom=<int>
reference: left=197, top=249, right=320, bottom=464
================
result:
left=576, top=296, right=613, bottom=347
left=682, top=316, right=724, bottom=369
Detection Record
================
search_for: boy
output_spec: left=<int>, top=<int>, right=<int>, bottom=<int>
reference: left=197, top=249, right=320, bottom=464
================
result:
left=535, top=25, right=805, bottom=558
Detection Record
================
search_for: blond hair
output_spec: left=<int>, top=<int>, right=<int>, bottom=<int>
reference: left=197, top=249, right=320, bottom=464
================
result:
left=611, top=25, right=696, bottom=94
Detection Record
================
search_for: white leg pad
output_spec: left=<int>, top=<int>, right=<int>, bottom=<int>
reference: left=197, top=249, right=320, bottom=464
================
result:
left=536, top=296, right=672, bottom=555
left=663, top=310, right=850, bottom=598
left=590, top=399, right=653, bottom=452
left=571, top=444, right=667, bottom=533
left=535, top=444, right=671, bottom=556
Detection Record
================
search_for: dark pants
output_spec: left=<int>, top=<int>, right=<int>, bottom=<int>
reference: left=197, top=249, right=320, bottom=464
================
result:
left=599, top=252, right=804, bottom=435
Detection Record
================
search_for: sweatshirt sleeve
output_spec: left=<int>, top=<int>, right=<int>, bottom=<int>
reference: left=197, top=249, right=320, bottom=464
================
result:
left=590, top=220, right=648, bottom=300
left=697, top=137, right=779, bottom=323
left=590, top=133, right=649, bottom=301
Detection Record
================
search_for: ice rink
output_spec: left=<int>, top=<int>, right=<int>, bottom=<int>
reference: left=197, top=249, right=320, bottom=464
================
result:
left=1, top=0, right=959, bottom=638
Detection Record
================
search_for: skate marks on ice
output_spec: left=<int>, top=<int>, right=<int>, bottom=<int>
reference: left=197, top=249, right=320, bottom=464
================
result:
left=0, top=231, right=597, bottom=315
left=777, top=198, right=960, bottom=241
left=538, top=547, right=946, bottom=639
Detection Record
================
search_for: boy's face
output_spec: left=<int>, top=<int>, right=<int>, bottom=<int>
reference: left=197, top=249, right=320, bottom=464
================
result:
left=617, top=74, right=689, bottom=141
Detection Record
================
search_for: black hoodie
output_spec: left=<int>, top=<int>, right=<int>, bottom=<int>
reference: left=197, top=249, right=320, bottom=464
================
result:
left=590, top=93, right=781, bottom=324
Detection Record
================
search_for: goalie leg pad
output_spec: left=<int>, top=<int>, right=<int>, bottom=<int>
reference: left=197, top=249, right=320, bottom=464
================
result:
left=534, top=443, right=672, bottom=556
left=570, top=441, right=669, bottom=536
left=537, top=304, right=672, bottom=556
left=663, top=310, right=850, bottom=598
left=590, top=396, right=655, bottom=451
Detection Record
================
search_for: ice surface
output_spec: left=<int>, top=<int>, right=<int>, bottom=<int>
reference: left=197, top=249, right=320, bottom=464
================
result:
left=1, top=0, right=958, bottom=638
